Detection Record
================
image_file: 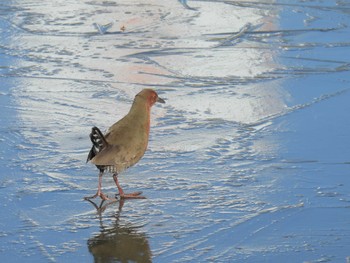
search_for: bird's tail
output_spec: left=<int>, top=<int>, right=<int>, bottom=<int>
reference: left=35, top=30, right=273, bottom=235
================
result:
left=86, top=126, right=108, bottom=163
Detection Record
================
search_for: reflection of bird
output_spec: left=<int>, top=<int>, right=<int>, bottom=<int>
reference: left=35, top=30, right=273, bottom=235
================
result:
left=87, top=203, right=151, bottom=263
left=85, top=89, right=165, bottom=200
left=88, top=222, right=152, bottom=263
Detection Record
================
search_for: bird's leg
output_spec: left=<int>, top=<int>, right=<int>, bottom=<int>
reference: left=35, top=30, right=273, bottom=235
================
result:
left=84, top=171, right=114, bottom=201
left=113, top=173, right=146, bottom=199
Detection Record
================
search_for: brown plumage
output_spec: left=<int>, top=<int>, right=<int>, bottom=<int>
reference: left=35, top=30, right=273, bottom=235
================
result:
left=85, top=89, right=165, bottom=200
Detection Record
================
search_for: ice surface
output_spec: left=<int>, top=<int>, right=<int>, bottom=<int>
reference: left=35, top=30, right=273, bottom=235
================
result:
left=0, top=0, right=350, bottom=262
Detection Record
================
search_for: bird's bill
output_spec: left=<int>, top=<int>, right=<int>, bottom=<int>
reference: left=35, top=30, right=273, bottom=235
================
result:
left=157, top=97, right=166, bottom=103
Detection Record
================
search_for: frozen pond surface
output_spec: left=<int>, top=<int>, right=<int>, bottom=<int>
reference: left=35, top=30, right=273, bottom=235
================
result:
left=1, top=0, right=350, bottom=262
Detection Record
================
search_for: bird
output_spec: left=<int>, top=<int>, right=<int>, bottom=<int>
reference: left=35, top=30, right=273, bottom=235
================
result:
left=85, top=89, right=165, bottom=201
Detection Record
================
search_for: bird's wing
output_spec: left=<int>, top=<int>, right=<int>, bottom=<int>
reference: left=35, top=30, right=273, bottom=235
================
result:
left=90, top=144, right=121, bottom=166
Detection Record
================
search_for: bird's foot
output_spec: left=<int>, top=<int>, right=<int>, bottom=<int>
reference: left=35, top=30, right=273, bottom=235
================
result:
left=116, top=191, right=146, bottom=199
left=84, top=191, right=116, bottom=201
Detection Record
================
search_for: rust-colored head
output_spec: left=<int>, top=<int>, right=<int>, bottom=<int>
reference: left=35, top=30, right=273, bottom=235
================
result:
left=136, top=89, right=165, bottom=107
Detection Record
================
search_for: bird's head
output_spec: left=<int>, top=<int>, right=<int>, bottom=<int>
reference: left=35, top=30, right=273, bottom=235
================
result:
left=137, top=89, right=165, bottom=107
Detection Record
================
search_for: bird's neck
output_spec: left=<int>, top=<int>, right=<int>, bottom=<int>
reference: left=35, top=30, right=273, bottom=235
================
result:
left=128, top=99, right=151, bottom=136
